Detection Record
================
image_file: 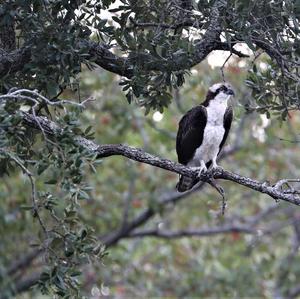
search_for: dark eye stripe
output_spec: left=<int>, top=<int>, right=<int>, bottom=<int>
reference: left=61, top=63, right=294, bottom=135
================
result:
left=216, top=86, right=227, bottom=93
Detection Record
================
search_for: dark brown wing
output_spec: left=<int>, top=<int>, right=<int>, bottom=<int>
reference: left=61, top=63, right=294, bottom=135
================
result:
left=176, top=105, right=207, bottom=165
left=218, top=106, right=233, bottom=153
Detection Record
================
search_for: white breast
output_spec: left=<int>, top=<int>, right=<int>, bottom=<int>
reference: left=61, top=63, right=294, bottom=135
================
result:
left=189, top=95, right=229, bottom=167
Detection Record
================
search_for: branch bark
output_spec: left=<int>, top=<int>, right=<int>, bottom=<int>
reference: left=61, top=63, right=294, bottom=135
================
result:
left=0, top=0, right=294, bottom=82
left=22, top=112, right=300, bottom=206
left=0, top=1, right=227, bottom=80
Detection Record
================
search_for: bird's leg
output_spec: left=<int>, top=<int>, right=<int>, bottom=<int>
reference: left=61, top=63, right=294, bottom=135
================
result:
left=211, top=155, right=220, bottom=170
left=195, top=160, right=207, bottom=178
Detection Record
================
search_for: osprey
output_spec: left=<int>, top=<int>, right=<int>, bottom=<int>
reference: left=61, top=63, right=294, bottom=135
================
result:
left=176, top=82, right=234, bottom=192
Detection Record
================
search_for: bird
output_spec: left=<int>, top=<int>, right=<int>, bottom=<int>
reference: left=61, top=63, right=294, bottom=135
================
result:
left=176, top=82, right=234, bottom=192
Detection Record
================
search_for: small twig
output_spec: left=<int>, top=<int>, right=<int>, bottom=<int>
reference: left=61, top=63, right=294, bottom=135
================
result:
left=0, top=88, right=94, bottom=109
left=0, top=88, right=94, bottom=148
left=220, top=53, right=232, bottom=82
left=207, top=175, right=227, bottom=215
left=216, top=42, right=250, bottom=58
left=279, top=138, right=300, bottom=144
left=274, top=179, right=300, bottom=190
left=2, top=150, right=47, bottom=233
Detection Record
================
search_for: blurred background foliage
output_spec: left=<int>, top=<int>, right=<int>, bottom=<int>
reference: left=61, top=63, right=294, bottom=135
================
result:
left=2, top=56, right=300, bottom=298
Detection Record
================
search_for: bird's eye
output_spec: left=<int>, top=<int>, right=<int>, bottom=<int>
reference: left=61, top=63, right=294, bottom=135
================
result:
left=217, top=86, right=227, bottom=93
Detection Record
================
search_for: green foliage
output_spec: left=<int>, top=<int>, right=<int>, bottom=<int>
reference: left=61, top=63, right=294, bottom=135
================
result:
left=0, top=0, right=99, bottom=96
left=227, top=0, right=300, bottom=119
left=245, top=59, right=299, bottom=120
left=0, top=95, right=105, bottom=297
left=1, top=0, right=299, bottom=113
left=120, top=71, right=186, bottom=114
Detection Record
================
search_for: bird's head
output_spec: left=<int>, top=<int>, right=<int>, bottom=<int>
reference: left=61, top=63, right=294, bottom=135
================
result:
left=205, top=82, right=235, bottom=104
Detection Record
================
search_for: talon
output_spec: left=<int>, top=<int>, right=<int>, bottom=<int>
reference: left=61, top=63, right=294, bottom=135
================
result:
left=211, top=158, right=220, bottom=170
left=196, top=160, right=207, bottom=178
left=197, top=168, right=206, bottom=178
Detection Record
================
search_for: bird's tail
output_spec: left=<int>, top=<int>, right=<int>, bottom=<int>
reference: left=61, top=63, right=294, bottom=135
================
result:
left=176, top=175, right=199, bottom=192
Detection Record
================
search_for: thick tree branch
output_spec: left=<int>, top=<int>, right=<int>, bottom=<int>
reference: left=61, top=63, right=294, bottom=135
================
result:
left=84, top=41, right=134, bottom=78
left=123, top=0, right=227, bottom=73
left=0, top=1, right=227, bottom=80
left=0, top=0, right=295, bottom=83
left=0, top=41, right=133, bottom=80
left=75, top=1, right=227, bottom=75
left=22, top=112, right=300, bottom=206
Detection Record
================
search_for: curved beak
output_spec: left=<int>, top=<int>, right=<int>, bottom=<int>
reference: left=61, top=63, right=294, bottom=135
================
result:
left=226, top=88, right=235, bottom=96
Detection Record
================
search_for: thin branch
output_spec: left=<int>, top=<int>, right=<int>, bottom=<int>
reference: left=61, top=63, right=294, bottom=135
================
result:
left=95, top=144, right=300, bottom=205
left=127, top=218, right=296, bottom=240
left=220, top=53, right=232, bottom=82
left=1, top=150, right=47, bottom=233
left=127, top=225, right=256, bottom=238
left=216, top=42, right=250, bottom=58
left=274, top=179, right=300, bottom=190
left=0, top=88, right=94, bottom=108
left=130, top=18, right=199, bottom=30
left=246, top=204, right=284, bottom=225
left=207, top=178, right=227, bottom=215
